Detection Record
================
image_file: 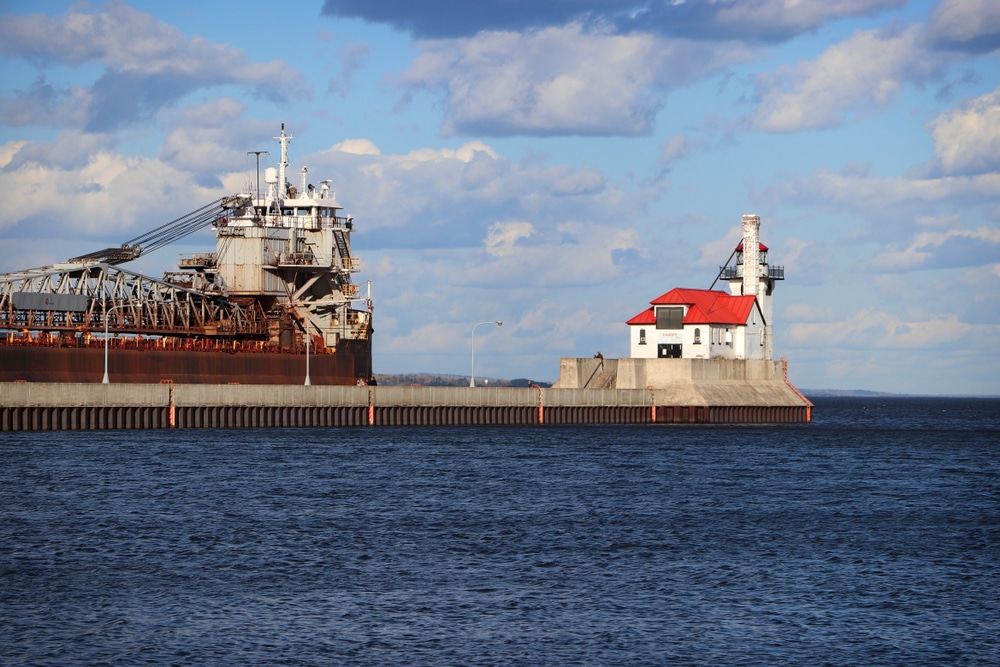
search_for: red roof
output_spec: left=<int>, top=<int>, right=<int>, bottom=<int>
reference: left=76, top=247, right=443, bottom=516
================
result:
left=625, top=308, right=657, bottom=325
left=626, top=288, right=759, bottom=326
left=736, top=241, right=768, bottom=251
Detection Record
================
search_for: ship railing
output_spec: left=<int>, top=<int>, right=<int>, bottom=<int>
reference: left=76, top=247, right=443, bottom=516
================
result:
left=178, top=253, right=218, bottom=268
left=339, top=257, right=361, bottom=272
left=263, top=214, right=321, bottom=230
left=270, top=251, right=318, bottom=266
left=258, top=214, right=353, bottom=231
left=318, top=216, right=354, bottom=230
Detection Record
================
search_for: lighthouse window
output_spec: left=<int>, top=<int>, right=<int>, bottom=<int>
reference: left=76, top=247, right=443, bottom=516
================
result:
left=639, top=329, right=647, bottom=345
left=655, top=306, right=683, bottom=330
left=694, top=328, right=701, bottom=344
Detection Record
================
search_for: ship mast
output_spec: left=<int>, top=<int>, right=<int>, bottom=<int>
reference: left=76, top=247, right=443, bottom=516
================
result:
left=276, top=123, right=292, bottom=200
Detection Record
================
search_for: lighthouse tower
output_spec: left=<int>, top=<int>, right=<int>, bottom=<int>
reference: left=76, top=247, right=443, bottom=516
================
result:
left=726, top=214, right=783, bottom=359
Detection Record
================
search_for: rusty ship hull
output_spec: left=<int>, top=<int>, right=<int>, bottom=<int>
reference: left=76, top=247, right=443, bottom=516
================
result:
left=0, top=339, right=371, bottom=385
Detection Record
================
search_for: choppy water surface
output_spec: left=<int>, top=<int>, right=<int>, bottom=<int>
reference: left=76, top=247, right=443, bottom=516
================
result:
left=3, top=397, right=999, bottom=666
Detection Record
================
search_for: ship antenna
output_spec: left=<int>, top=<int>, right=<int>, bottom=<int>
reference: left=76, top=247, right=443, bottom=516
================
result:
left=248, top=150, right=269, bottom=202
left=275, top=123, right=292, bottom=200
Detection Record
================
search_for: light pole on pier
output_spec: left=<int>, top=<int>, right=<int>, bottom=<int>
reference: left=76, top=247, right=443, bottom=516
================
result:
left=102, top=302, right=131, bottom=384
left=470, top=320, right=502, bottom=387
left=305, top=331, right=311, bottom=386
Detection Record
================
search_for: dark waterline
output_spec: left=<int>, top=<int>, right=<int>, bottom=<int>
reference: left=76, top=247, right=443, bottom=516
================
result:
left=3, top=397, right=999, bottom=665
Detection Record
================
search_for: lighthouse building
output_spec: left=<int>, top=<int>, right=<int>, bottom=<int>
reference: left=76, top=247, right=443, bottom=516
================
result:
left=626, top=215, right=783, bottom=361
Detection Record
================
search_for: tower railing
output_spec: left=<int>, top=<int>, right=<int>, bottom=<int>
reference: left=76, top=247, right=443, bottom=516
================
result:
left=718, top=265, right=784, bottom=281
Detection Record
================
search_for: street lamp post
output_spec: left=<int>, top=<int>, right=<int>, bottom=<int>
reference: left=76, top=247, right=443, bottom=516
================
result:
left=305, top=331, right=311, bottom=386
left=470, top=320, right=502, bottom=387
left=102, top=302, right=130, bottom=384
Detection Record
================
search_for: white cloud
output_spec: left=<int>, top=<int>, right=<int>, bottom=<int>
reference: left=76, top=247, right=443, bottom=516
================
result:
left=332, top=138, right=382, bottom=156
left=783, top=303, right=835, bottom=322
left=327, top=40, right=372, bottom=96
left=0, top=80, right=92, bottom=128
left=752, top=25, right=950, bottom=132
left=322, top=0, right=906, bottom=44
left=0, top=2, right=293, bottom=79
left=0, top=135, right=225, bottom=238
left=785, top=307, right=996, bottom=350
left=660, top=134, right=690, bottom=164
left=307, top=138, right=655, bottom=254
left=395, top=142, right=501, bottom=166
left=926, top=86, right=1000, bottom=176
left=914, top=213, right=962, bottom=228
left=0, top=141, right=26, bottom=169
left=762, top=169, right=1000, bottom=218
left=865, top=226, right=1000, bottom=271
left=924, top=0, right=1000, bottom=53
left=468, top=221, right=643, bottom=288
left=657, top=0, right=908, bottom=42
left=398, top=23, right=754, bottom=136
left=158, top=100, right=253, bottom=173
left=485, top=221, right=534, bottom=257
left=779, top=237, right=835, bottom=285
left=695, top=230, right=743, bottom=270
left=2, top=131, right=111, bottom=171
left=0, top=3, right=304, bottom=131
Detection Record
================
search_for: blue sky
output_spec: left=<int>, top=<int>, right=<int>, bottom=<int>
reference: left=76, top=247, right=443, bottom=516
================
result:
left=1, top=0, right=998, bottom=394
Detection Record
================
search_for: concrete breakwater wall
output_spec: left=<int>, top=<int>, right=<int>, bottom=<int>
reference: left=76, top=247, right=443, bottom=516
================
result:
left=1, top=381, right=810, bottom=431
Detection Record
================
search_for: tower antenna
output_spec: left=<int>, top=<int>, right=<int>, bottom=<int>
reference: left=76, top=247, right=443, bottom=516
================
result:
left=247, top=150, right=269, bottom=202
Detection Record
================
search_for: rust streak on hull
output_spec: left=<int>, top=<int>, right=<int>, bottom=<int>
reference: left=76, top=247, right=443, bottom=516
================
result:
left=0, top=342, right=371, bottom=385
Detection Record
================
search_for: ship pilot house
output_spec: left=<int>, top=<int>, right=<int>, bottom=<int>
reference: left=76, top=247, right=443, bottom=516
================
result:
left=626, top=215, right=784, bottom=361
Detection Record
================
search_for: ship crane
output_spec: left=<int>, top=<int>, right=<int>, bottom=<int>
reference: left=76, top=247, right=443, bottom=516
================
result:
left=68, top=197, right=242, bottom=265
left=0, top=196, right=263, bottom=341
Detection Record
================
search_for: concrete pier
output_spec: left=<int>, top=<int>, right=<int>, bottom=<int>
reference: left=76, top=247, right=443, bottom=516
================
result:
left=1, top=376, right=811, bottom=431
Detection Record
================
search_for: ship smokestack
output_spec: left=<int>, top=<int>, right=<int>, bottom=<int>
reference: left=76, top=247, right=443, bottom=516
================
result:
left=741, top=214, right=760, bottom=298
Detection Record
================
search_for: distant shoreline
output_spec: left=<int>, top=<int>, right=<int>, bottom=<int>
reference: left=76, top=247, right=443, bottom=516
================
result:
left=804, top=390, right=1000, bottom=399
left=372, top=373, right=552, bottom=388
left=370, top=375, right=996, bottom=398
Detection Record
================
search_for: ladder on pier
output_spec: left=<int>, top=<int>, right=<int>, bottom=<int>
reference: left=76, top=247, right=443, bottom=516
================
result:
left=587, top=370, right=617, bottom=390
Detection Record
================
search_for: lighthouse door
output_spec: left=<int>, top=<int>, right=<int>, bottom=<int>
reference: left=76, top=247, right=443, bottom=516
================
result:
left=658, top=343, right=682, bottom=358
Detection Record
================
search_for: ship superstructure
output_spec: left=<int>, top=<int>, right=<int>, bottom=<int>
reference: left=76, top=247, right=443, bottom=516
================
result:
left=181, top=124, right=370, bottom=355
left=0, top=125, right=373, bottom=384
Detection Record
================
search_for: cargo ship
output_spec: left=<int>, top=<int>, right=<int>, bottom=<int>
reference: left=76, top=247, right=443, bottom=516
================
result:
left=0, top=125, right=373, bottom=384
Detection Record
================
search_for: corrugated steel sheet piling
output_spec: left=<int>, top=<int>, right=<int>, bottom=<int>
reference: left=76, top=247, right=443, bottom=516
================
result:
left=1, top=382, right=811, bottom=431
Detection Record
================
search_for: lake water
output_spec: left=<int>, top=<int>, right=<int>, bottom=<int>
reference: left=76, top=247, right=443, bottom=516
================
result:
left=2, top=397, right=999, bottom=665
